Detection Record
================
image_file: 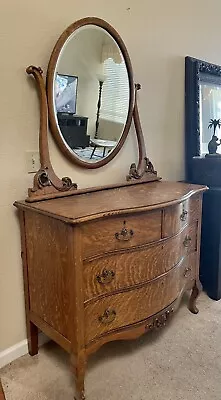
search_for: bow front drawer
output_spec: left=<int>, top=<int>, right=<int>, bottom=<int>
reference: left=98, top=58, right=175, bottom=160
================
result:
left=84, top=252, right=197, bottom=344
left=163, top=195, right=201, bottom=237
left=83, top=223, right=198, bottom=301
left=80, top=211, right=161, bottom=259
left=84, top=261, right=182, bottom=344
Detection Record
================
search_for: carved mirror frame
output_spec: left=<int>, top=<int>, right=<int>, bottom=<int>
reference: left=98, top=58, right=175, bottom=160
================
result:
left=185, top=56, right=221, bottom=181
left=26, top=17, right=160, bottom=202
left=47, top=17, right=134, bottom=169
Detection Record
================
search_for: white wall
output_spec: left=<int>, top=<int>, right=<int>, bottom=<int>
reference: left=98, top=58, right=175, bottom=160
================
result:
left=1, top=0, right=221, bottom=352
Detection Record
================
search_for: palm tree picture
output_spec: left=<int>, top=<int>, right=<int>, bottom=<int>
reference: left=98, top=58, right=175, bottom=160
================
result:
left=208, top=118, right=221, bottom=136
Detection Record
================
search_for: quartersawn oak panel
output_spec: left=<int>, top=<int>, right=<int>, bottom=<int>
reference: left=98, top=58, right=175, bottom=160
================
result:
left=84, top=254, right=196, bottom=343
left=15, top=181, right=206, bottom=224
left=83, top=223, right=198, bottom=301
left=163, top=194, right=200, bottom=237
left=80, top=210, right=161, bottom=259
left=25, top=211, right=70, bottom=339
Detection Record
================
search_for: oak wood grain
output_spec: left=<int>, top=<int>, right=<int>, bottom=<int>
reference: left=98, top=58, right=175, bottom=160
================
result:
left=25, top=212, right=70, bottom=339
left=83, top=223, right=197, bottom=301
left=14, top=181, right=205, bottom=400
left=81, top=210, right=161, bottom=260
left=84, top=254, right=196, bottom=343
left=30, top=311, right=71, bottom=353
left=85, top=289, right=186, bottom=355
left=14, top=181, right=206, bottom=224
left=68, top=226, right=87, bottom=399
left=162, top=194, right=200, bottom=237
left=19, top=210, right=38, bottom=356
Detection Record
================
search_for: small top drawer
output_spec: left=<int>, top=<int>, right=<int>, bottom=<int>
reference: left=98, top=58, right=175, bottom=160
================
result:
left=162, top=195, right=201, bottom=238
left=80, top=210, right=161, bottom=260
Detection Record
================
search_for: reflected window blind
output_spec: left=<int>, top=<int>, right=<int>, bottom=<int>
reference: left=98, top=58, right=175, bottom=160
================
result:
left=100, top=58, right=129, bottom=123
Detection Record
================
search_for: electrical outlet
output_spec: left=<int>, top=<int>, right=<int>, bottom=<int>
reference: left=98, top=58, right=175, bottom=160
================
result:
left=26, top=151, right=40, bottom=173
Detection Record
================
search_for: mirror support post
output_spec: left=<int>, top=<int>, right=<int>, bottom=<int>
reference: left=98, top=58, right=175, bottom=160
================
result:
left=126, top=84, right=161, bottom=183
left=25, top=66, right=78, bottom=202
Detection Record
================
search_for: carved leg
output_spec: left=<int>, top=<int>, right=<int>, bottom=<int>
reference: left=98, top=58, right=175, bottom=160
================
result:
left=188, top=280, right=202, bottom=314
left=27, top=320, right=38, bottom=356
left=71, top=353, right=86, bottom=400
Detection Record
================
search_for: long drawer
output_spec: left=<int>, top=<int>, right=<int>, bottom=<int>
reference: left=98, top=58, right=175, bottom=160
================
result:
left=80, top=210, right=162, bottom=260
left=84, top=253, right=196, bottom=343
left=83, top=223, right=197, bottom=301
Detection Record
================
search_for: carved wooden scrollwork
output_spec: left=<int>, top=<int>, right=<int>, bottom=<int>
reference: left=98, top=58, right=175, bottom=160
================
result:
left=126, top=84, right=160, bottom=183
left=26, top=66, right=77, bottom=202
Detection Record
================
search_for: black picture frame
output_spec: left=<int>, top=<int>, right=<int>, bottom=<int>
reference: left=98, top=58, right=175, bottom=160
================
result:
left=185, top=56, right=221, bottom=181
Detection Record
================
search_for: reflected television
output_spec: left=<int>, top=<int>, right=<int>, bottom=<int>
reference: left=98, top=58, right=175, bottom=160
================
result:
left=55, top=74, right=78, bottom=114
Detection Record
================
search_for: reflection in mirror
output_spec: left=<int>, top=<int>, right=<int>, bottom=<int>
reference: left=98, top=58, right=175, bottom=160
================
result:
left=54, top=26, right=130, bottom=163
left=200, top=74, right=221, bottom=154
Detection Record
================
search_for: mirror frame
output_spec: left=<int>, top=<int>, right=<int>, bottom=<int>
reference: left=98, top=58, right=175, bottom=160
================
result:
left=185, top=56, right=221, bottom=181
left=47, top=17, right=135, bottom=169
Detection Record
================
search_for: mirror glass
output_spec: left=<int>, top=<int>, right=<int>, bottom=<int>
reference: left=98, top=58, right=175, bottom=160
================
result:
left=53, top=25, right=130, bottom=163
left=200, top=74, right=221, bottom=154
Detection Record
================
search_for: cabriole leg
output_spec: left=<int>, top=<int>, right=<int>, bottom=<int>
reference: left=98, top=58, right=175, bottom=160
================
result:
left=189, top=279, right=202, bottom=314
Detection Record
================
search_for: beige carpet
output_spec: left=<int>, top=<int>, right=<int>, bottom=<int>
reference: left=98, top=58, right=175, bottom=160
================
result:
left=1, top=293, right=221, bottom=400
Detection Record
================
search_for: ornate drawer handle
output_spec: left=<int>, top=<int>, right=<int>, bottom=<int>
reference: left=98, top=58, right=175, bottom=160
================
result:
left=183, top=235, right=192, bottom=247
left=98, top=309, right=116, bottom=325
left=147, top=308, right=174, bottom=331
left=115, top=221, right=134, bottom=241
left=184, top=267, right=192, bottom=278
left=96, top=269, right=115, bottom=284
left=180, top=210, right=188, bottom=221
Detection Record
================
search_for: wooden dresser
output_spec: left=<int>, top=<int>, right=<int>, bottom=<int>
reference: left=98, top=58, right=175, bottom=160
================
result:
left=0, top=381, right=5, bottom=400
left=15, top=180, right=206, bottom=400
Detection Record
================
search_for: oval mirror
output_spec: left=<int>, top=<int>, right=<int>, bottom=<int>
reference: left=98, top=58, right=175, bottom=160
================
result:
left=47, top=18, right=134, bottom=168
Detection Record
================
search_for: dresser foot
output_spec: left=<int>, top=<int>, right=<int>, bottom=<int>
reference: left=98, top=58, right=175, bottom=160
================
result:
left=189, top=280, right=202, bottom=314
left=71, top=353, right=86, bottom=400
left=27, top=320, right=38, bottom=356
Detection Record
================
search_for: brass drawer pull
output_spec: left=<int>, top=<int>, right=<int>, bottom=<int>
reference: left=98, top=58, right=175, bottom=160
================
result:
left=147, top=308, right=174, bottom=330
left=96, top=269, right=115, bottom=284
left=183, top=235, right=192, bottom=247
left=98, top=309, right=116, bottom=324
left=115, top=221, right=134, bottom=241
left=184, top=267, right=192, bottom=278
left=180, top=209, right=188, bottom=221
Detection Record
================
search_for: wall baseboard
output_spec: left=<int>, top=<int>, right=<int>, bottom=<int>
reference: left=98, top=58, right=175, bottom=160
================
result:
left=0, top=333, right=49, bottom=369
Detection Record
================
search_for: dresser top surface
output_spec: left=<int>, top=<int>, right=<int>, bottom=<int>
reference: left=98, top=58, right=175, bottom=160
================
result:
left=15, top=181, right=206, bottom=224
